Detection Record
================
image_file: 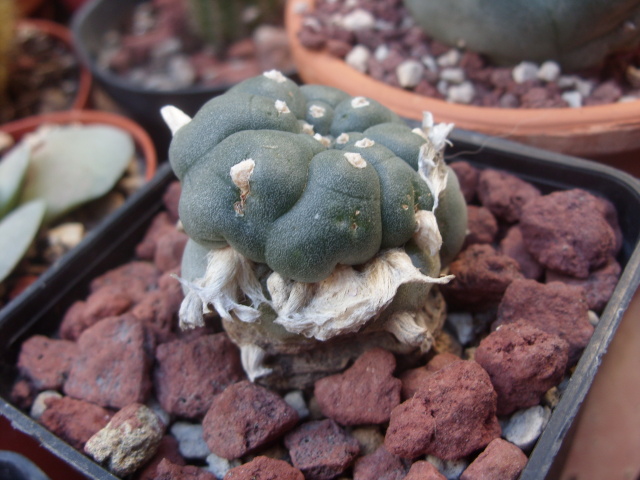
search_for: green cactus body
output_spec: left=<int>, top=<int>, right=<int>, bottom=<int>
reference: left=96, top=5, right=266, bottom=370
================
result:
left=171, top=71, right=467, bottom=284
left=403, top=0, right=640, bottom=70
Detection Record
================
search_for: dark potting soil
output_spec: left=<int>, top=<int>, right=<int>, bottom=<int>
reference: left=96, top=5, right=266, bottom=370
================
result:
left=8, top=161, right=623, bottom=479
left=296, top=0, right=640, bottom=109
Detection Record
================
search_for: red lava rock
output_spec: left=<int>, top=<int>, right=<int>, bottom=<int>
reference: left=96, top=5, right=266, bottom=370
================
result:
left=137, top=436, right=186, bottom=480
left=224, top=456, right=304, bottom=480
left=519, top=189, right=617, bottom=278
left=594, top=195, right=623, bottom=254
left=440, top=244, right=524, bottom=310
left=404, top=460, right=447, bottom=480
left=136, top=212, right=176, bottom=260
left=546, top=257, right=622, bottom=312
left=10, top=379, right=34, bottom=410
left=89, top=261, right=160, bottom=298
left=385, top=360, right=501, bottom=460
left=131, top=289, right=179, bottom=343
left=39, top=396, right=112, bottom=450
left=500, top=225, right=544, bottom=280
left=154, top=333, right=245, bottom=419
left=59, top=287, right=134, bottom=341
left=475, top=321, right=569, bottom=415
left=585, top=80, right=623, bottom=106
left=495, top=279, right=593, bottom=365
left=314, top=348, right=401, bottom=425
left=154, top=229, right=189, bottom=273
left=148, top=458, right=216, bottom=480
left=203, top=380, right=299, bottom=459
left=284, top=419, right=360, bottom=480
left=464, top=205, right=498, bottom=247
left=352, top=445, right=408, bottom=480
left=477, top=169, right=541, bottom=223
left=162, top=181, right=181, bottom=222
left=460, top=438, right=528, bottom=480
left=17, top=335, right=79, bottom=391
left=400, top=353, right=461, bottom=400
left=63, top=315, right=155, bottom=409
left=450, top=161, right=479, bottom=204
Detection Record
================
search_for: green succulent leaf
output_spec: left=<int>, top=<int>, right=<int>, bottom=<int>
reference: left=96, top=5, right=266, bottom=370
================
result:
left=18, top=124, right=134, bottom=224
left=0, top=142, right=30, bottom=219
left=0, top=199, right=46, bottom=283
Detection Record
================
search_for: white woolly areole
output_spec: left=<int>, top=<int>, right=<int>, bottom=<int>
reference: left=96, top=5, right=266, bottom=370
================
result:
left=240, top=344, right=272, bottom=382
left=161, top=105, right=192, bottom=135
left=267, top=249, right=453, bottom=341
left=263, top=69, right=287, bottom=83
left=384, top=309, right=436, bottom=353
left=175, top=247, right=267, bottom=329
left=336, top=133, right=350, bottom=144
left=344, top=152, right=367, bottom=168
left=351, top=96, right=370, bottom=108
left=355, top=138, right=375, bottom=148
left=413, top=210, right=443, bottom=257
left=275, top=100, right=290, bottom=114
left=230, top=159, right=255, bottom=195
left=301, top=122, right=315, bottom=135
left=309, top=104, right=326, bottom=118
left=314, top=133, right=332, bottom=147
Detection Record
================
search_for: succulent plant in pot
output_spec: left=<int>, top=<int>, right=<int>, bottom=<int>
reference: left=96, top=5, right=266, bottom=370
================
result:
left=162, top=70, right=468, bottom=387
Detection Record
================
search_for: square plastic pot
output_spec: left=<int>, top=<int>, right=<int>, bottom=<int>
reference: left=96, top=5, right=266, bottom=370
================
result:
left=1, top=132, right=640, bottom=479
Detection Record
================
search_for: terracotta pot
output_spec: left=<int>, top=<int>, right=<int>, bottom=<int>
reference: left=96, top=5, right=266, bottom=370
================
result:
left=285, top=0, right=640, bottom=158
left=15, top=19, right=92, bottom=112
left=0, top=109, right=157, bottom=180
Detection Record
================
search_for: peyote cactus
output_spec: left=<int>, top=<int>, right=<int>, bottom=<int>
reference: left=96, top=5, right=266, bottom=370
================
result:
left=163, top=71, right=467, bottom=385
left=403, top=0, right=640, bottom=70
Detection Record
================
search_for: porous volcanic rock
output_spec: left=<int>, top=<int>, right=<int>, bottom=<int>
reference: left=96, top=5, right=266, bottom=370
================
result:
left=314, top=348, right=402, bottom=425
left=404, top=460, right=447, bottom=480
left=137, top=435, right=186, bottom=480
left=499, top=225, right=544, bottom=280
left=352, top=445, right=408, bottom=480
left=460, top=438, right=528, bottom=480
left=149, top=458, right=216, bottom=480
left=519, top=189, right=617, bottom=278
left=475, top=321, right=569, bottom=415
left=495, top=279, right=593, bottom=365
left=477, top=169, right=541, bottom=223
left=450, top=161, right=479, bottom=203
left=464, top=205, right=498, bottom=247
left=203, top=381, right=299, bottom=459
left=385, top=360, right=501, bottom=460
left=399, top=352, right=461, bottom=400
left=224, top=456, right=304, bottom=480
left=17, top=335, right=79, bottom=391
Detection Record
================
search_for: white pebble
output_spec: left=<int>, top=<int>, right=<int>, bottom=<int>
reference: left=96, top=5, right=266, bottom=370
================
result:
left=618, top=94, right=640, bottom=103
left=502, top=405, right=551, bottom=451
left=562, top=90, right=583, bottom=108
left=374, top=44, right=389, bottom=62
left=284, top=390, right=310, bottom=419
left=170, top=422, right=211, bottom=459
left=558, top=75, right=594, bottom=97
left=537, top=60, right=561, bottom=82
left=30, top=391, right=62, bottom=420
left=439, top=67, right=466, bottom=84
left=146, top=399, right=171, bottom=427
left=206, top=453, right=241, bottom=478
left=446, top=312, right=475, bottom=345
left=447, top=81, right=475, bottom=104
left=437, top=79, right=449, bottom=96
left=341, top=8, right=376, bottom=31
left=512, top=61, right=539, bottom=83
left=396, top=60, right=424, bottom=88
left=345, top=45, right=371, bottom=73
left=437, top=49, right=461, bottom=67
left=421, top=55, right=438, bottom=72
left=588, top=310, right=600, bottom=326
left=48, top=223, right=85, bottom=250
left=427, top=455, right=468, bottom=480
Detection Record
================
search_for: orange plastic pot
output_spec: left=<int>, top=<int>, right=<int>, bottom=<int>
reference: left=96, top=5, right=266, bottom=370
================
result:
left=286, top=0, right=640, bottom=158
left=0, top=109, right=157, bottom=181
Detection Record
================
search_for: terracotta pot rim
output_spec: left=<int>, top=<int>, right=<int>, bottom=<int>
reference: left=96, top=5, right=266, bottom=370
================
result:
left=285, top=0, right=640, bottom=139
left=16, top=18, right=93, bottom=111
left=0, top=109, right=158, bottom=181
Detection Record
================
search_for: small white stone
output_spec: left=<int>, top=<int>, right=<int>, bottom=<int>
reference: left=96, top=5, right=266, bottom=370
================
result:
left=502, top=405, right=551, bottom=451
left=48, top=222, right=85, bottom=251
left=512, top=61, right=539, bottom=84
left=345, top=45, right=371, bottom=73
left=437, top=79, right=449, bottom=96
left=439, top=67, right=466, bottom=84
left=422, top=55, right=438, bottom=72
left=558, top=75, right=594, bottom=97
left=446, top=311, right=475, bottom=345
left=341, top=8, right=376, bottom=31
left=30, top=390, right=62, bottom=420
left=537, top=60, right=561, bottom=82
left=447, top=81, right=475, bottom=104
left=206, top=453, right=240, bottom=478
left=167, top=55, right=196, bottom=89
left=562, top=90, right=583, bottom=108
left=396, top=60, right=424, bottom=88
left=588, top=310, right=600, bottom=326
left=146, top=399, right=171, bottom=427
left=374, top=44, right=390, bottom=62
left=437, top=49, right=461, bottom=67
left=170, top=422, right=211, bottom=459
left=427, top=455, right=468, bottom=480
left=284, top=390, right=310, bottom=419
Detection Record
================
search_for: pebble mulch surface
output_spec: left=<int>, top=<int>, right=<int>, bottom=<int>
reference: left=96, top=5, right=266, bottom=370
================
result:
left=296, top=0, right=640, bottom=108
left=9, top=162, right=623, bottom=479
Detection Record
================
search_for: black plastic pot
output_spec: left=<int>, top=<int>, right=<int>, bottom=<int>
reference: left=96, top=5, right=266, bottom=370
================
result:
left=1, top=133, right=639, bottom=479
